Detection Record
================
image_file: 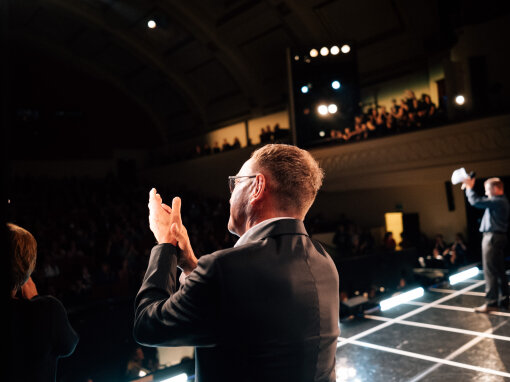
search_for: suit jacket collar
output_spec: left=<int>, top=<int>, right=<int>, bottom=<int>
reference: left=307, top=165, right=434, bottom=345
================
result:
left=234, top=218, right=309, bottom=247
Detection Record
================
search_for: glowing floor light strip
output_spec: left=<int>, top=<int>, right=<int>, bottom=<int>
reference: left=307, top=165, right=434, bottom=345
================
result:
left=449, top=267, right=479, bottom=285
left=160, top=373, right=188, bottom=382
left=380, top=288, right=424, bottom=311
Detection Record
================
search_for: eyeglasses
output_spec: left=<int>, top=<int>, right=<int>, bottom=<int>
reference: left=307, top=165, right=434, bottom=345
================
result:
left=228, top=175, right=257, bottom=193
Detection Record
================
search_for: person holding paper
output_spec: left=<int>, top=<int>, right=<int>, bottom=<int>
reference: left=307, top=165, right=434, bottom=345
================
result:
left=462, top=177, right=509, bottom=312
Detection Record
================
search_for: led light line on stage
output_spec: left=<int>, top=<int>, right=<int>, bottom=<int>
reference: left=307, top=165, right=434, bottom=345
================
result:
left=337, top=280, right=485, bottom=348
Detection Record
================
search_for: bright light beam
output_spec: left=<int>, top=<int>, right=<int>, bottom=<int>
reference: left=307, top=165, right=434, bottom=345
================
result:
left=160, top=373, right=188, bottom=382
left=380, top=287, right=424, bottom=311
left=449, top=267, right=479, bottom=285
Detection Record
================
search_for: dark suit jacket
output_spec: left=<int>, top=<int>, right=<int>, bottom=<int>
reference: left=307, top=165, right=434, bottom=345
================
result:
left=134, top=218, right=339, bottom=382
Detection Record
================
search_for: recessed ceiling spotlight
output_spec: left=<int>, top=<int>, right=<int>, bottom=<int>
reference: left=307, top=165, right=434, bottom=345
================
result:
left=455, top=95, right=466, bottom=105
left=317, top=104, right=328, bottom=116
left=328, top=104, right=338, bottom=114
left=147, top=19, right=157, bottom=29
left=330, top=45, right=340, bottom=55
left=331, top=80, right=341, bottom=90
left=320, top=47, right=329, bottom=56
left=309, top=49, right=319, bottom=58
left=341, top=44, right=351, bottom=54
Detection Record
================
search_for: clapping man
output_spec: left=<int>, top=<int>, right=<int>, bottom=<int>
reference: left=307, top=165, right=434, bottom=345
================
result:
left=134, top=144, right=340, bottom=382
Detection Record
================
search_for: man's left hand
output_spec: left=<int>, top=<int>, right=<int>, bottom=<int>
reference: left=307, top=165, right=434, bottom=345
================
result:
left=148, top=188, right=177, bottom=245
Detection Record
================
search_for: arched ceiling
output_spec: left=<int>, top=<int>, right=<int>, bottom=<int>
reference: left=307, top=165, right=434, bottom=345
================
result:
left=8, top=0, right=473, bottom=145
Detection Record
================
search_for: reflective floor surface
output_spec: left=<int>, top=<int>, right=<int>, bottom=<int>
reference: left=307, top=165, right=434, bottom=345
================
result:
left=336, top=274, right=510, bottom=381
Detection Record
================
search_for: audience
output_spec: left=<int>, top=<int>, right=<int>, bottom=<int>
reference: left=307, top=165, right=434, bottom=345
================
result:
left=382, top=231, right=397, bottom=251
left=191, top=124, right=290, bottom=160
left=8, top=176, right=237, bottom=309
left=418, top=232, right=470, bottom=269
left=329, top=90, right=443, bottom=144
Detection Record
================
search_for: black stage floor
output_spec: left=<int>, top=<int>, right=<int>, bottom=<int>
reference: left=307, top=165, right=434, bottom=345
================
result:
left=336, top=273, right=510, bottom=381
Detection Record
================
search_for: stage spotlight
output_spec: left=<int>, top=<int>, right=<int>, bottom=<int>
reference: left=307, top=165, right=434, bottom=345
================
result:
left=330, top=45, right=340, bottom=55
left=331, top=80, right=341, bottom=90
left=320, top=47, right=329, bottom=56
left=317, top=104, right=328, bottom=116
left=328, top=104, right=338, bottom=114
left=319, top=131, right=326, bottom=137
left=449, top=267, right=479, bottom=285
left=310, top=48, right=319, bottom=57
left=380, top=287, right=424, bottom=311
left=455, top=95, right=466, bottom=105
left=301, top=85, right=309, bottom=94
left=341, top=44, right=351, bottom=54
left=147, top=19, right=157, bottom=29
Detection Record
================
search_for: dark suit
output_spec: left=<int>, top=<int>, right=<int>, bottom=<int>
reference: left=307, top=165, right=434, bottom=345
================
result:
left=134, top=218, right=340, bottom=382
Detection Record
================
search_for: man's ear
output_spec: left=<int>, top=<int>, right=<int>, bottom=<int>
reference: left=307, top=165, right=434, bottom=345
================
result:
left=250, top=174, right=266, bottom=205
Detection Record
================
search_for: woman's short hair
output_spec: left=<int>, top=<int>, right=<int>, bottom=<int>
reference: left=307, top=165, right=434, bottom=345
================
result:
left=8, top=223, right=37, bottom=292
left=250, top=144, right=324, bottom=215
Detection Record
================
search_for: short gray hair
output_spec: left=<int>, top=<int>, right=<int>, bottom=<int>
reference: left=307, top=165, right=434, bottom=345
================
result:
left=251, top=144, right=324, bottom=215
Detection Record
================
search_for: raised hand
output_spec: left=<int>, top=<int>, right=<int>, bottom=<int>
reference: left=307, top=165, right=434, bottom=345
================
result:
left=148, top=188, right=176, bottom=245
left=461, top=177, right=475, bottom=190
left=148, top=189, right=198, bottom=274
left=171, top=220, right=198, bottom=275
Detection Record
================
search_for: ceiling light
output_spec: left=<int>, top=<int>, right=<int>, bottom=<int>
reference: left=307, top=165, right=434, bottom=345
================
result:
left=331, top=80, right=341, bottom=90
left=328, top=104, right=338, bottom=114
left=330, top=46, right=340, bottom=55
left=455, top=95, right=465, bottom=105
left=147, top=20, right=157, bottom=29
left=341, top=44, right=351, bottom=54
left=317, top=104, right=328, bottom=116
left=301, top=85, right=309, bottom=94
left=320, top=47, right=329, bottom=56
left=309, top=49, right=318, bottom=58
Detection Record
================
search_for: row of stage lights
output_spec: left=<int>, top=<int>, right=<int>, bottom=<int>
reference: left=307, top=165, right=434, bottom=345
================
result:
left=294, top=44, right=351, bottom=62
left=379, top=267, right=479, bottom=311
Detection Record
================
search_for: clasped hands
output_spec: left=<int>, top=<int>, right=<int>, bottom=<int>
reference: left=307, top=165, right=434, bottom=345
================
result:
left=148, top=188, right=197, bottom=275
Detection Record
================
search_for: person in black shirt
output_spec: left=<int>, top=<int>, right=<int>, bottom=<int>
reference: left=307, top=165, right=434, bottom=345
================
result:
left=8, top=223, right=79, bottom=382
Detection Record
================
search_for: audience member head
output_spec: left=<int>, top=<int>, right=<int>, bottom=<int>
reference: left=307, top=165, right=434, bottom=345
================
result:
left=8, top=223, right=37, bottom=296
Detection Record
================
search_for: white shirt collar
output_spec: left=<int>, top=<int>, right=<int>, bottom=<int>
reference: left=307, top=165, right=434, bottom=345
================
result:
left=234, top=217, right=295, bottom=247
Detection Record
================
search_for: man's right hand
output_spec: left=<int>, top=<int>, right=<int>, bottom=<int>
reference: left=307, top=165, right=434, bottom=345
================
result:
left=462, top=177, right=476, bottom=190
left=148, top=188, right=176, bottom=245
left=148, top=189, right=197, bottom=274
